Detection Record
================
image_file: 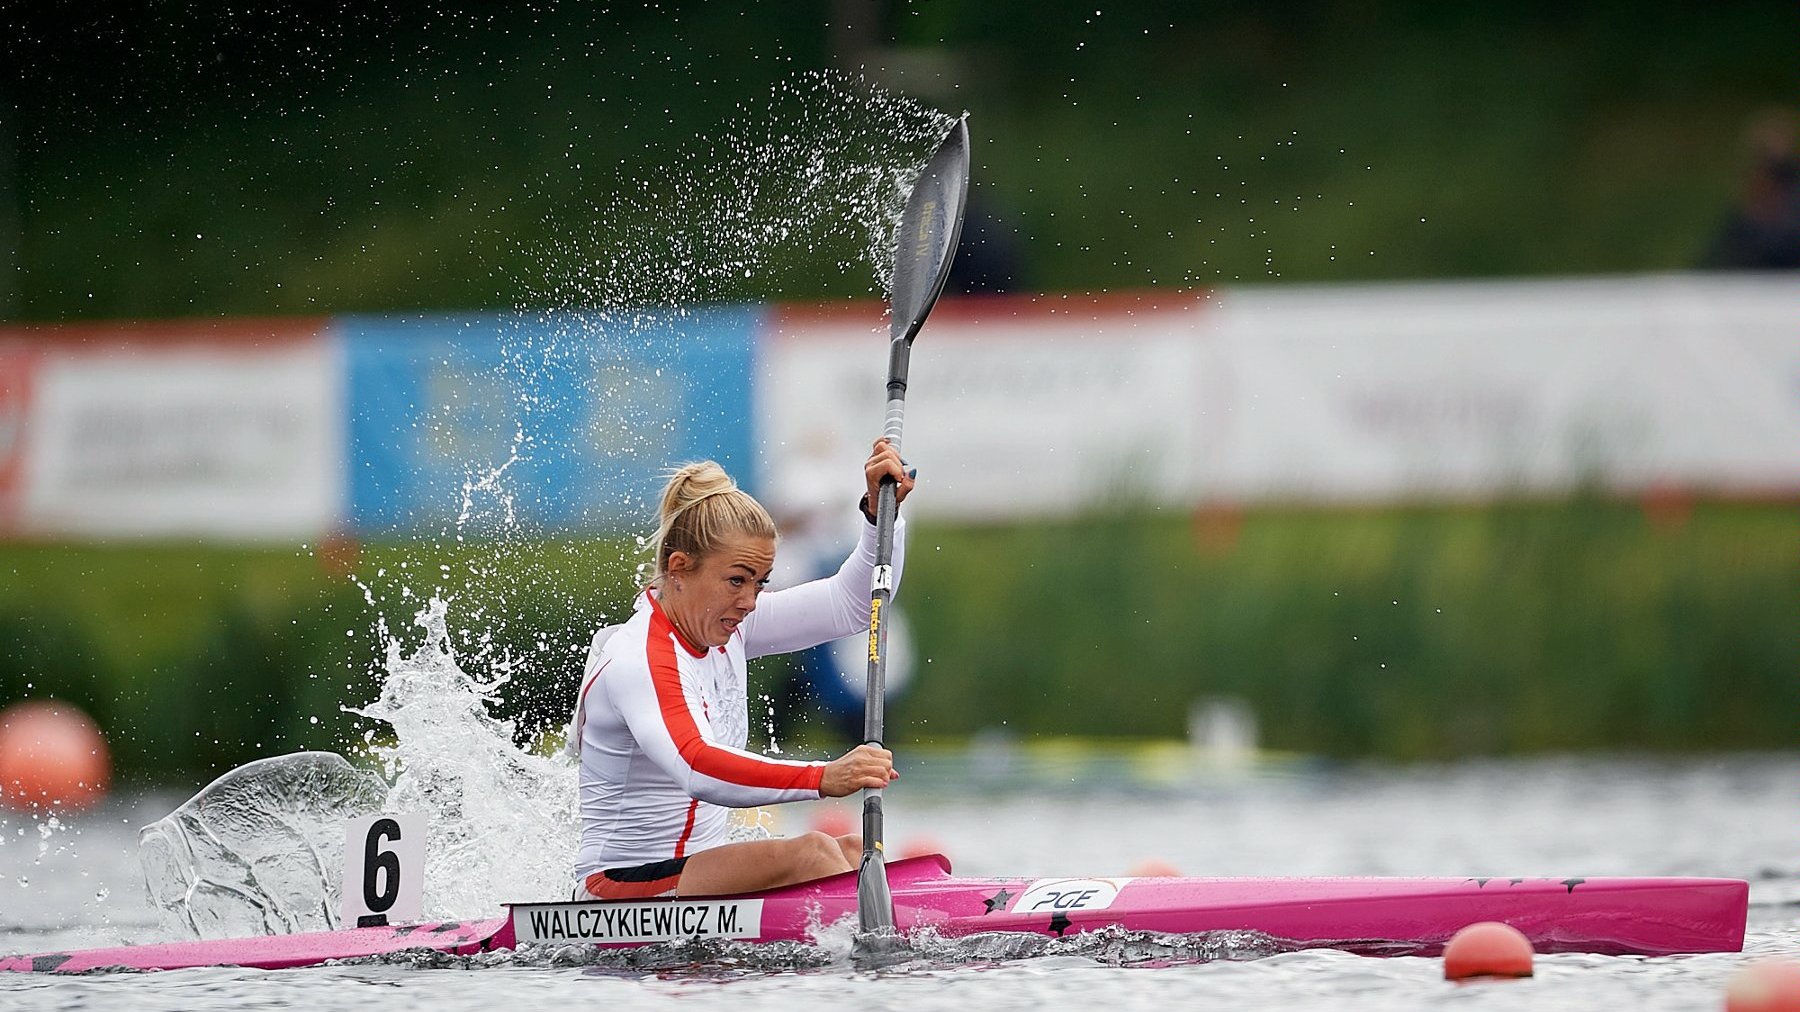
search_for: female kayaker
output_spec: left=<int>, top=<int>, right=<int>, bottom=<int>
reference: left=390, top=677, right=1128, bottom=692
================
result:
left=567, top=439, right=914, bottom=899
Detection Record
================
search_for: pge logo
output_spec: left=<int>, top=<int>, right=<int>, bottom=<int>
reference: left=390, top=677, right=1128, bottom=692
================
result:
left=1012, top=878, right=1125, bottom=914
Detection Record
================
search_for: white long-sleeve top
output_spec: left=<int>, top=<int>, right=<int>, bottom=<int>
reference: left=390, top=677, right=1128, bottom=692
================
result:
left=571, top=517, right=905, bottom=875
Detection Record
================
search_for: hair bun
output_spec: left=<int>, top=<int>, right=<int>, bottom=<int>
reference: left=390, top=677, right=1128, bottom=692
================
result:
left=660, top=461, right=735, bottom=518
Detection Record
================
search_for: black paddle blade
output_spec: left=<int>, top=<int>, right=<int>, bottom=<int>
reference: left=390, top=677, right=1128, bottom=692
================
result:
left=890, top=117, right=970, bottom=344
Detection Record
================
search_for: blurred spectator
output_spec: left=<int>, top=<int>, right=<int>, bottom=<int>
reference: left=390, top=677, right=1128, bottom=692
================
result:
left=1701, top=110, right=1800, bottom=270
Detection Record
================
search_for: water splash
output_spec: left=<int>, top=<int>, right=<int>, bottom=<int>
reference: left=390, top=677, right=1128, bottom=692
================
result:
left=349, top=597, right=577, bottom=919
left=488, top=68, right=958, bottom=558
left=0, top=812, right=76, bottom=903
left=345, top=73, right=959, bottom=751
left=454, top=429, right=524, bottom=532
left=529, top=69, right=958, bottom=315
left=137, top=753, right=389, bottom=939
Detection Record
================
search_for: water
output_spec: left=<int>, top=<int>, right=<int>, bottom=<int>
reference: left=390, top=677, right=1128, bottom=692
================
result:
left=1, top=753, right=1793, bottom=1010
left=137, top=752, right=388, bottom=939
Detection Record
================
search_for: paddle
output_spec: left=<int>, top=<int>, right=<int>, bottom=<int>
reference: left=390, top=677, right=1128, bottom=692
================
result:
left=858, top=116, right=970, bottom=936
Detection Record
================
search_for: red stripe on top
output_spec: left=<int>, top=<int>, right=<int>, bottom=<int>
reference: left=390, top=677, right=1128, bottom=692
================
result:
left=673, top=799, right=700, bottom=858
left=0, top=317, right=332, bottom=349
left=644, top=587, right=705, bottom=659
left=573, top=660, right=611, bottom=740
left=644, top=599, right=824, bottom=795
left=649, top=591, right=708, bottom=658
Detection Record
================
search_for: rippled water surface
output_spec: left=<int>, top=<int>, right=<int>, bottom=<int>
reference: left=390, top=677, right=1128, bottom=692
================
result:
left=2, top=753, right=1794, bottom=1011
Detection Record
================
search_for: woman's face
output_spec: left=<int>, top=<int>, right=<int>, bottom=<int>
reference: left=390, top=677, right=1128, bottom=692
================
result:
left=665, top=532, right=776, bottom=648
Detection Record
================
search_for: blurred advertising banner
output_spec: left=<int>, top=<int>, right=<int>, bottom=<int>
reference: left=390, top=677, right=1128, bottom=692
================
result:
left=761, top=275, right=1799, bottom=519
left=758, top=294, right=1210, bottom=522
left=1199, top=275, right=1800, bottom=503
left=0, top=320, right=340, bottom=539
left=342, top=308, right=758, bottom=534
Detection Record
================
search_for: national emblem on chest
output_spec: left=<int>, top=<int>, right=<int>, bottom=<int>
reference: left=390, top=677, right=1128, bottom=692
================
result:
left=694, top=651, right=749, bottom=749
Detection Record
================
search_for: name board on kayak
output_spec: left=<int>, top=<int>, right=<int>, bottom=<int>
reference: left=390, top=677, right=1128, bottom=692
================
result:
left=509, top=899, right=764, bottom=944
left=1011, top=878, right=1132, bottom=914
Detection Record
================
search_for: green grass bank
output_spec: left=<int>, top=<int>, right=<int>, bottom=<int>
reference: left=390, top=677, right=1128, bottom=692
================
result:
left=897, top=499, right=1796, bottom=758
left=0, top=499, right=1793, bottom=782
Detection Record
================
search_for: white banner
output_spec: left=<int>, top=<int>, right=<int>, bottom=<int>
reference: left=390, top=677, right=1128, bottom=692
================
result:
left=1196, top=274, right=1800, bottom=502
left=757, top=295, right=1210, bottom=520
left=0, top=322, right=342, bottom=538
left=759, top=275, right=1800, bottom=517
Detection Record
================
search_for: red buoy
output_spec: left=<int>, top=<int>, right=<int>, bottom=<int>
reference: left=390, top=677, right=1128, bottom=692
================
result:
left=1443, top=921, right=1534, bottom=979
left=0, top=700, right=111, bottom=812
left=1727, top=959, right=1800, bottom=1012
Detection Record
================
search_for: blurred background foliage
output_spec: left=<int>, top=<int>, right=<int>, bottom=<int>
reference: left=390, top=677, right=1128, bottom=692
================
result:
left=1, top=500, right=1792, bottom=779
left=2, top=0, right=1796, bottom=320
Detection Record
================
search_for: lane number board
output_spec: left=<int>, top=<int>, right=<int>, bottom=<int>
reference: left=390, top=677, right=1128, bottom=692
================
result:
left=342, top=813, right=427, bottom=928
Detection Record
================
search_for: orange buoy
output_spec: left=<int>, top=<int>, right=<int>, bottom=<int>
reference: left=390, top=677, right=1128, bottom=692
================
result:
left=0, top=700, right=111, bottom=812
left=809, top=805, right=855, bottom=839
left=1443, top=921, right=1534, bottom=980
left=1727, top=959, right=1800, bottom=1012
left=1129, top=859, right=1182, bottom=877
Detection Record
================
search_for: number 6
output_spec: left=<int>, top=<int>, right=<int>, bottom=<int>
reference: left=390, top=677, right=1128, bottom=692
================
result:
left=342, top=812, right=424, bottom=929
left=363, top=817, right=402, bottom=914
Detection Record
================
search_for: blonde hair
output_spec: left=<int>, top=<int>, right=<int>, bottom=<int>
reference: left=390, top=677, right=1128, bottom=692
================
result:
left=648, top=461, right=777, bottom=585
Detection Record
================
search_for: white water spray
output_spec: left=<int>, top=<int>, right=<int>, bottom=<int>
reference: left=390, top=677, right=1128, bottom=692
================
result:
left=351, top=597, right=577, bottom=919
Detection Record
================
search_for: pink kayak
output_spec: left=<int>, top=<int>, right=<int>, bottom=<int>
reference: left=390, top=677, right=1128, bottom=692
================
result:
left=0, top=855, right=1747, bottom=973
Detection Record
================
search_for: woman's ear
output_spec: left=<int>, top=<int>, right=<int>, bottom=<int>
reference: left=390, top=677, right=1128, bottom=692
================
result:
left=666, top=551, right=694, bottom=577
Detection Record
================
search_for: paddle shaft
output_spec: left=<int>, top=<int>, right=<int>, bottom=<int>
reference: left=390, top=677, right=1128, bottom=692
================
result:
left=860, top=337, right=911, bottom=883
left=864, top=337, right=912, bottom=743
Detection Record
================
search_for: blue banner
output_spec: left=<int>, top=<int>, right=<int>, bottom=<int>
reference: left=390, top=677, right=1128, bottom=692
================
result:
left=343, top=307, right=759, bottom=534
